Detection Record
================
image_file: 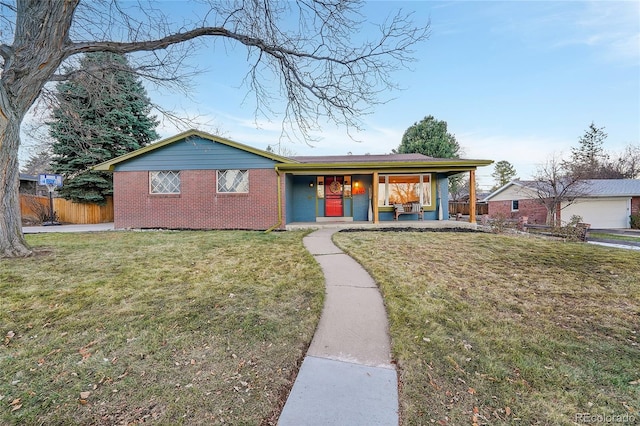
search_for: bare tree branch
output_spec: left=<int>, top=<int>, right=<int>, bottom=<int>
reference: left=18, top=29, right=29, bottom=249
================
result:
left=1, top=0, right=430, bottom=256
left=531, top=154, right=591, bottom=226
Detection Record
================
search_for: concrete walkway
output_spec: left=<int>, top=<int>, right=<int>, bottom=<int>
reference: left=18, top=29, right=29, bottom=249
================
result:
left=278, top=228, right=398, bottom=426
left=22, top=223, right=115, bottom=233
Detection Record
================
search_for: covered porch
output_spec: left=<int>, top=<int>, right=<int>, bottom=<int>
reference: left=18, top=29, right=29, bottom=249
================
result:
left=277, top=155, right=491, bottom=226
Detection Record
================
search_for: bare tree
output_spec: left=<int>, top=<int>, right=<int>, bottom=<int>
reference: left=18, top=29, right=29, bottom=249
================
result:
left=448, top=173, right=466, bottom=202
left=21, top=149, right=52, bottom=176
left=602, top=144, right=640, bottom=179
left=0, top=0, right=430, bottom=257
left=531, top=155, right=589, bottom=226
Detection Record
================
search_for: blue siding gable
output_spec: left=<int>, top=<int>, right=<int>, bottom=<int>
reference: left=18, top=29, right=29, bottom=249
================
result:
left=114, top=136, right=279, bottom=171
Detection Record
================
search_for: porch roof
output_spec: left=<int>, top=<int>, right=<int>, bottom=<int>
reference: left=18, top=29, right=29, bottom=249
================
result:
left=291, top=153, right=435, bottom=163
left=277, top=155, right=493, bottom=174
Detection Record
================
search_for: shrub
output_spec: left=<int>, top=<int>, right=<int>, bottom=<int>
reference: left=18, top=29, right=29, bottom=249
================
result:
left=631, top=213, right=640, bottom=229
left=487, top=214, right=518, bottom=234
left=24, top=196, right=58, bottom=224
left=558, top=215, right=589, bottom=242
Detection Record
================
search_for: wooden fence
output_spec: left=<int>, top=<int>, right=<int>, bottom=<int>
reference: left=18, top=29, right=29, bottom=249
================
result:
left=20, top=194, right=114, bottom=224
left=448, top=201, right=488, bottom=216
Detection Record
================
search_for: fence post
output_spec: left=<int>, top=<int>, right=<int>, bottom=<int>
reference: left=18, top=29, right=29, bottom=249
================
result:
left=518, top=216, right=528, bottom=231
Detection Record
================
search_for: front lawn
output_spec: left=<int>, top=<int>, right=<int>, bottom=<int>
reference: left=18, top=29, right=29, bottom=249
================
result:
left=334, top=231, right=640, bottom=425
left=0, top=231, right=324, bottom=425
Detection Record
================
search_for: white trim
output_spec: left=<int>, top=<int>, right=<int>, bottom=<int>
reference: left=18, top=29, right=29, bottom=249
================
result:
left=149, top=170, right=181, bottom=194
left=377, top=173, right=432, bottom=207
left=216, top=169, right=249, bottom=193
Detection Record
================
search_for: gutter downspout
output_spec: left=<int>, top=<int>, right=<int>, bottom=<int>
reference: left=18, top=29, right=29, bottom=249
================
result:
left=265, top=167, right=283, bottom=233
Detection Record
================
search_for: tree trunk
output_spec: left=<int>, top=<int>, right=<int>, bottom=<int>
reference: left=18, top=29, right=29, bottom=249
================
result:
left=0, top=1, right=77, bottom=257
left=546, top=204, right=559, bottom=227
left=546, top=209, right=555, bottom=227
left=0, top=93, right=31, bottom=257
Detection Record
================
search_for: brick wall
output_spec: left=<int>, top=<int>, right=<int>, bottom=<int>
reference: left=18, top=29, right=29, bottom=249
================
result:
left=487, top=199, right=550, bottom=224
left=113, top=169, right=284, bottom=230
left=632, top=197, right=640, bottom=216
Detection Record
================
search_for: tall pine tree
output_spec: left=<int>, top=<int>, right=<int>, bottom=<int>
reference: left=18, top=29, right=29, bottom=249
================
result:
left=563, top=122, right=609, bottom=179
left=49, top=52, right=159, bottom=204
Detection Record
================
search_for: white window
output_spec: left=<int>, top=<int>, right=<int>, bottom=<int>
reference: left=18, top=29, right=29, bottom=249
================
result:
left=377, top=174, right=432, bottom=207
left=150, top=171, right=180, bottom=194
left=217, top=170, right=249, bottom=193
left=511, top=200, right=519, bottom=211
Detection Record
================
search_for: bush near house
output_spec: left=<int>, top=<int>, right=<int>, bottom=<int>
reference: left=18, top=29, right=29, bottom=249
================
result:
left=631, top=213, right=640, bottom=229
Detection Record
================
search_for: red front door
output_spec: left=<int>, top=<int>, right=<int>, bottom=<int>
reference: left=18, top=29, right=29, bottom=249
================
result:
left=325, top=176, right=343, bottom=217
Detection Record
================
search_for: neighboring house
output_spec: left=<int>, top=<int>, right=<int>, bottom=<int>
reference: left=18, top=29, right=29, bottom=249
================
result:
left=20, top=174, right=58, bottom=197
left=19, top=174, right=38, bottom=195
left=484, top=179, right=640, bottom=229
left=94, top=130, right=492, bottom=230
left=456, top=192, right=490, bottom=203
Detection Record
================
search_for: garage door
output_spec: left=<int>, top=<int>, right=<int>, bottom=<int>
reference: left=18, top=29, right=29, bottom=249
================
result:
left=561, top=198, right=630, bottom=229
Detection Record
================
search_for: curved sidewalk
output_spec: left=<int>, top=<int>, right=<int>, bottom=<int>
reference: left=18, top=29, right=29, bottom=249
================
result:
left=278, top=228, right=398, bottom=425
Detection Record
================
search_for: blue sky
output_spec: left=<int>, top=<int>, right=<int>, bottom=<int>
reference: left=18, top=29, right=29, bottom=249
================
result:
left=21, top=1, right=640, bottom=189
left=147, top=1, right=639, bottom=190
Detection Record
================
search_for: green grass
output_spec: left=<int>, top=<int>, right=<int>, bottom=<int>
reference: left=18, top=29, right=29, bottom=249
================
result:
left=333, top=231, right=640, bottom=425
left=588, top=232, right=640, bottom=243
left=0, top=231, right=324, bottom=425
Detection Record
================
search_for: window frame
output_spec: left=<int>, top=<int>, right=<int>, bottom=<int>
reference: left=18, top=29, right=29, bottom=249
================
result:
left=377, top=173, right=432, bottom=207
left=149, top=170, right=181, bottom=195
left=217, top=169, right=249, bottom=194
left=511, top=200, right=519, bottom=211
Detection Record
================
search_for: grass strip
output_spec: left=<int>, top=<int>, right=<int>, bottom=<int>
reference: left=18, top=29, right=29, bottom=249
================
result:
left=588, top=232, right=640, bottom=243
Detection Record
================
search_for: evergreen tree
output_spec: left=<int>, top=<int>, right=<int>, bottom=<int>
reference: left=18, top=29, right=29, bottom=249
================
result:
left=564, top=122, right=608, bottom=178
left=49, top=52, right=159, bottom=204
left=395, top=115, right=462, bottom=196
left=491, top=160, right=517, bottom=190
left=395, top=115, right=461, bottom=158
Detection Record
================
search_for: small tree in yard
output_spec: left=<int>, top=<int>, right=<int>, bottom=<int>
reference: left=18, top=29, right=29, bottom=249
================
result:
left=49, top=52, right=159, bottom=204
left=532, top=155, right=589, bottom=227
left=0, top=1, right=429, bottom=257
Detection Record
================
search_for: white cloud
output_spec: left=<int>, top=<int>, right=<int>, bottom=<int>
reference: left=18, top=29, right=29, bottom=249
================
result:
left=554, top=1, right=640, bottom=64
